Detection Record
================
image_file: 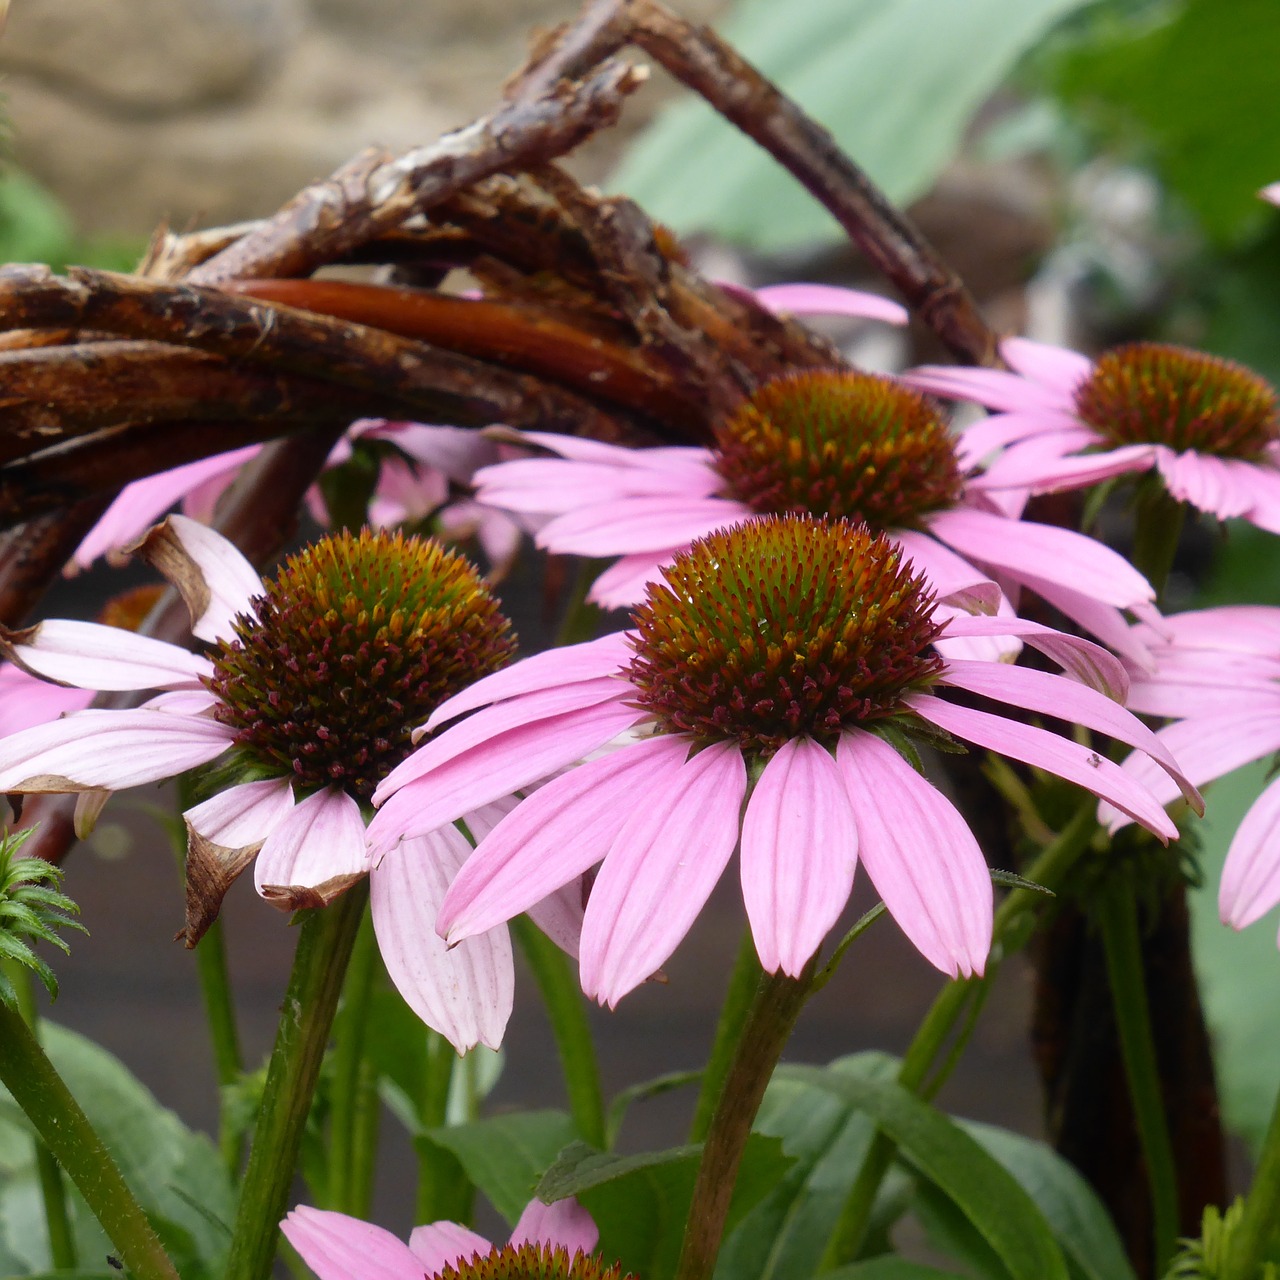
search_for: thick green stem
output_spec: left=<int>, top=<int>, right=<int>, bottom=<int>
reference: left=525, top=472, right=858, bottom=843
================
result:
left=224, top=884, right=368, bottom=1280
left=819, top=799, right=1099, bottom=1268
left=415, top=1032, right=472, bottom=1224
left=193, top=916, right=246, bottom=1170
left=675, top=958, right=814, bottom=1280
left=555, top=559, right=607, bottom=646
left=1224, top=1077, right=1280, bottom=1279
left=0, top=998, right=178, bottom=1280
left=1096, top=882, right=1179, bottom=1275
left=512, top=915, right=607, bottom=1149
left=1130, top=483, right=1186, bottom=603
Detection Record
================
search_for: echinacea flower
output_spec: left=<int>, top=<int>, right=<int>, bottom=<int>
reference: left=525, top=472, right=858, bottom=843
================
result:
left=369, top=517, right=1197, bottom=1005
left=0, top=517, right=577, bottom=1051
left=907, top=338, right=1280, bottom=535
left=473, top=368, right=1157, bottom=666
left=1097, top=606, right=1280, bottom=939
left=282, top=1197, right=602, bottom=1280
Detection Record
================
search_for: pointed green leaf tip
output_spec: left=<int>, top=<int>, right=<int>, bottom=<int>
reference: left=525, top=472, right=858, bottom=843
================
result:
left=0, top=826, right=85, bottom=1006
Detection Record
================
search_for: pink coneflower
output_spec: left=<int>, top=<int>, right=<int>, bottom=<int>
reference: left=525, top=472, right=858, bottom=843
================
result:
left=368, top=517, right=1198, bottom=1005
left=473, top=368, right=1157, bottom=666
left=1097, top=606, right=1280, bottom=939
left=907, top=339, right=1280, bottom=534
left=282, top=1196, right=601, bottom=1280
left=0, top=517, right=573, bottom=1051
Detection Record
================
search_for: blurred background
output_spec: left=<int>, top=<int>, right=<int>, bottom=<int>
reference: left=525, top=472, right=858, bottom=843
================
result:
left=2, top=0, right=1280, bottom=1243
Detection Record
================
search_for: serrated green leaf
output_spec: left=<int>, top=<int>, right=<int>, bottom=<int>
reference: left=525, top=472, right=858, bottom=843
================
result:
left=612, top=0, right=1093, bottom=253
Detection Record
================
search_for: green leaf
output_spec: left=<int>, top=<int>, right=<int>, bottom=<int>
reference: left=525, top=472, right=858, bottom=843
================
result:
left=781, top=1065, right=1070, bottom=1280
left=612, top=0, right=1093, bottom=253
left=418, top=1109, right=578, bottom=1225
left=537, top=1136, right=788, bottom=1280
left=823, top=1259, right=967, bottom=1280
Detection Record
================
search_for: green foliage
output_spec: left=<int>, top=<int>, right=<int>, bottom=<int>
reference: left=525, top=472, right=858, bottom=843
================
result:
left=612, top=0, right=1094, bottom=253
left=0, top=828, right=84, bottom=1006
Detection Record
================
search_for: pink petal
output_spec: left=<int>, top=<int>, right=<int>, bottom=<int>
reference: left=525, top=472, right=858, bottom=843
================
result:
left=907, top=693, right=1178, bottom=841
left=141, top=688, right=221, bottom=716
left=371, top=829, right=513, bottom=1052
left=1220, top=773, right=1280, bottom=930
left=510, top=1197, right=598, bottom=1253
left=5, top=619, right=212, bottom=690
left=1262, top=182, right=1280, bottom=206
left=589, top=551, right=675, bottom=609
left=581, top=738, right=746, bottom=1006
left=1126, top=673, right=1280, bottom=719
left=956, top=410, right=1089, bottom=467
left=1154, top=448, right=1256, bottom=520
left=0, top=708, right=233, bottom=792
left=184, top=777, right=295, bottom=847
left=0, top=664, right=93, bottom=736
left=738, top=737, right=856, bottom=977
left=437, top=736, right=684, bottom=944
left=281, top=1206, right=425, bottom=1280
left=1156, top=606, right=1280, bottom=654
left=938, top=659, right=1200, bottom=810
left=751, top=282, right=908, bottom=326
left=1012, top=575, right=1156, bottom=673
left=902, top=365, right=1072, bottom=413
left=890, top=531, right=1002, bottom=614
left=408, top=1222, right=493, bottom=1274
left=425, top=633, right=633, bottom=732
left=362, top=421, right=501, bottom=482
left=498, top=428, right=709, bottom=472
left=254, top=787, right=369, bottom=894
left=999, top=337, right=1093, bottom=394
left=537, top=496, right=750, bottom=557
left=180, top=447, right=262, bottom=523
left=836, top=730, right=991, bottom=978
left=930, top=603, right=1022, bottom=664
left=927, top=507, right=1154, bottom=609
left=477, top=457, right=718, bottom=514
left=975, top=442, right=1158, bottom=494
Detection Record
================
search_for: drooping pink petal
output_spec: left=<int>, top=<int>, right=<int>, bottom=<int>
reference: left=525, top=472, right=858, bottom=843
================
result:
left=938, top=659, right=1200, bottom=809
left=282, top=1206, right=425, bottom=1280
left=0, top=664, right=93, bottom=736
left=254, top=787, right=369, bottom=894
left=371, top=829, right=513, bottom=1052
left=140, top=688, right=221, bottom=716
left=1156, top=605, right=1280, bottom=653
left=1219, top=774, right=1280, bottom=931
left=424, top=633, right=634, bottom=732
left=1126, top=672, right=1280, bottom=719
left=4, top=619, right=212, bottom=690
left=0, top=708, right=234, bottom=792
left=738, top=737, right=856, bottom=978
left=836, top=730, right=991, bottom=978
left=927, top=507, right=1154, bottom=609
left=494, top=428, right=710, bottom=472
left=184, top=776, right=295, bottom=847
left=1229, top=460, right=1280, bottom=535
left=752, top=282, right=908, bottom=326
left=408, top=1222, right=493, bottom=1274
left=581, top=738, right=746, bottom=1006
left=361, top=420, right=501, bottom=482
left=589, top=551, right=675, bottom=609
left=930, top=602, right=1022, bottom=664
left=975, top=442, right=1158, bottom=494
left=180, top=447, right=263, bottom=524
left=999, top=337, right=1094, bottom=395
left=536, top=495, right=749, bottom=556
left=438, top=736, right=682, bottom=944
left=1011, top=575, right=1156, bottom=674
left=890, top=530, right=1002, bottom=614
left=477, top=456, right=718, bottom=513
left=902, top=364, right=1072, bottom=413
left=510, top=1197, right=599, bottom=1253
left=1154, top=448, right=1258, bottom=520
left=955, top=410, right=1090, bottom=468
left=907, top=693, right=1178, bottom=840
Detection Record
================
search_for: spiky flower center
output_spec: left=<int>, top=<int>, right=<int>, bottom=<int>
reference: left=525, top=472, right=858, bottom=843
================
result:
left=1074, top=342, right=1280, bottom=458
left=712, top=369, right=964, bottom=530
left=437, top=1243, right=628, bottom=1280
left=207, top=529, right=515, bottom=803
left=628, top=516, right=943, bottom=755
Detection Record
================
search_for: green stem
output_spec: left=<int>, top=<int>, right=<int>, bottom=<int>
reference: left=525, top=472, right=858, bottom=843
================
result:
left=819, top=799, right=1099, bottom=1268
left=1130, top=483, right=1186, bottom=603
left=1095, top=882, right=1179, bottom=1275
left=415, top=1032, right=471, bottom=1224
left=555, top=559, right=606, bottom=646
left=9, top=965, right=76, bottom=1271
left=1225, top=1075, right=1280, bottom=1279
left=193, top=916, right=246, bottom=1170
left=224, top=884, right=368, bottom=1280
left=674, top=958, right=814, bottom=1280
left=0, top=998, right=178, bottom=1280
left=690, top=931, right=763, bottom=1144
left=512, top=915, right=607, bottom=1149
left=326, top=905, right=378, bottom=1212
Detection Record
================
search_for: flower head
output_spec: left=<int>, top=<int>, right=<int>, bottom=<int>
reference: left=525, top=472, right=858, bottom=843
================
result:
left=370, top=516, right=1197, bottom=1005
left=282, top=1197, right=603, bottom=1280
left=906, top=338, right=1280, bottom=535
left=473, top=368, right=1156, bottom=668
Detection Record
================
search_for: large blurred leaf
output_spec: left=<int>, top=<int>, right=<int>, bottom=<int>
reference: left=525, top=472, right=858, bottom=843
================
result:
left=1052, top=0, right=1280, bottom=243
left=612, top=0, right=1093, bottom=253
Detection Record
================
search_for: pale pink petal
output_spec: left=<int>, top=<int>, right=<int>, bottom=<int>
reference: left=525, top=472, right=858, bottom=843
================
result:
left=902, top=365, right=1072, bottom=413
left=140, top=688, right=221, bottom=715
left=1157, top=606, right=1280, bottom=653
left=1261, top=182, right=1280, bottom=206
left=581, top=738, right=746, bottom=1006
left=975, top=442, right=1158, bottom=493
left=180, top=446, right=263, bottom=523
left=0, top=709, right=233, bottom=792
left=282, top=1206, right=424, bottom=1280
left=999, top=337, right=1094, bottom=395
left=363, top=421, right=500, bottom=482
left=494, top=428, right=710, bottom=472
left=371, top=829, right=513, bottom=1052
left=425, top=634, right=633, bottom=731
left=370, top=698, right=648, bottom=851
left=1126, top=674, right=1280, bottom=719
left=184, top=777, right=295, bottom=847
left=408, top=1222, right=493, bottom=1273
left=5, top=619, right=212, bottom=690
left=752, top=282, right=908, bottom=326
left=536, top=496, right=750, bottom=556
left=588, top=551, right=675, bottom=609
left=739, top=737, right=856, bottom=978
left=1012, top=575, right=1156, bottom=673
left=476, top=457, right=718, bottom=513
left=890, top=530, right=1002, bottom=614
left=364, top=456, right=449, bottom=527
left=1220, top=774, right=1280, bottom=929
left=956, top=410, right=1090, bottom=467
left=927, top=507, right=1154, bottom=609
left=907, top=693, right=1178, bottom=840
left=510, top=1197, right=598, bottom=1253
left=0, top=664, right=93, bottom=736
left=938, top=659, right=1199, bottom=809
left=1154, top=448, right=1256, bottom=520
left=254, top=787, right=369, bottom=894
left=438, top=736, right=680, bottom=944
left=930, top=602, right=1021, bottom=664
left=524, top=879, right=586, bottom=959
left=966, top=422, right=1103, bottom=478
left=836, top=730, right=991, bottom=978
